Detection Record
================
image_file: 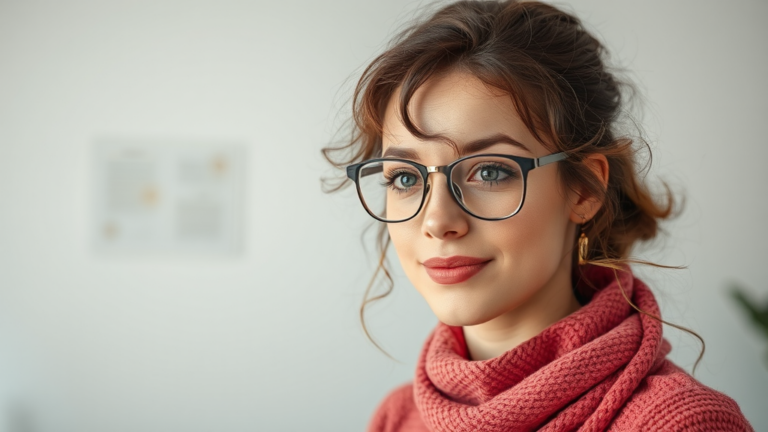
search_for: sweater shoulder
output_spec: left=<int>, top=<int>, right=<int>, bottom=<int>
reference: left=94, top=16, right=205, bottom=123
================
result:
left=366, top=382, right=426, bottom=432
left=613, top=360, right=753, bottom=431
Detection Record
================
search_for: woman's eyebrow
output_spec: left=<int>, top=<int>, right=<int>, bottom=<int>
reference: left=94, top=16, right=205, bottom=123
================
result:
left=460, top=134, right=531, bottom=156
left=381, top=133, right=530, bottom=160
left=382, top=146, right=420, bottom=160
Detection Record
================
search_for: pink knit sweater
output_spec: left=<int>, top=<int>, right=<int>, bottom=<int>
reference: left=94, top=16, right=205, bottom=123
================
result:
left=367, top=265, right=752, bottom=431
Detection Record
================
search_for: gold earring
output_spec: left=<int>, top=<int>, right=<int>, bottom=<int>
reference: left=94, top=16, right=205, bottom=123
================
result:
left=578, top=232, right=589, bottom=265
left=578, top=215, right=588, bottom=265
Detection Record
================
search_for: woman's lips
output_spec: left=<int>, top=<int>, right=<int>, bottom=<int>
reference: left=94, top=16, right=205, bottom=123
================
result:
left=421, top=256, right=491, bottom=285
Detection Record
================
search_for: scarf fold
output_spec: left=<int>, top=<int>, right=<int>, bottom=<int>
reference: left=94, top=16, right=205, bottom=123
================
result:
left=413, top=265, right=670, bottom=432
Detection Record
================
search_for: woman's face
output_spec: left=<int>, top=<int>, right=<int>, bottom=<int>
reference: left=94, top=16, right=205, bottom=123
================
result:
left=383, top=71, right=583, bottom=327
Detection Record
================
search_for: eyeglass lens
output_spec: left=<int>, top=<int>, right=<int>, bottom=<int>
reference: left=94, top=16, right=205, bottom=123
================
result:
left=357, top=156, right=525, bottom=222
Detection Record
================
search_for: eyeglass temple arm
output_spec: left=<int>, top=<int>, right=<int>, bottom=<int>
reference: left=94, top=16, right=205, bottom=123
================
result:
left=347, top=164, right=383, bottom=180
left=535, top=152, right=567, bottom=168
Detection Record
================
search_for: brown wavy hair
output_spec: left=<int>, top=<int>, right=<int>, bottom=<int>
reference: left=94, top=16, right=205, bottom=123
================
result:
left=322, top=0, right=703, bottom=368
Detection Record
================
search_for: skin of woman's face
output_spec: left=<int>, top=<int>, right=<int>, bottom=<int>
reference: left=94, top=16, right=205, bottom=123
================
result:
left=382, top=71, right=598, bottom=330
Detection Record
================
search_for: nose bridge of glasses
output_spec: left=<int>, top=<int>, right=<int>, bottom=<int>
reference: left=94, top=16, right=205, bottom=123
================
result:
left=423, top=165, right=448, bottom=192
left=423, top=165, right=464, bottom=208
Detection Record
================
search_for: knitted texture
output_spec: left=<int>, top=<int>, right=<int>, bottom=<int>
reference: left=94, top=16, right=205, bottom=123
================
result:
left=368, top=265, right=752, bottom=432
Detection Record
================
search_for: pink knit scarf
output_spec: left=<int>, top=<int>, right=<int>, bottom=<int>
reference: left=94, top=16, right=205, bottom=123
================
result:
left=413, top=265, right=670, bottom=432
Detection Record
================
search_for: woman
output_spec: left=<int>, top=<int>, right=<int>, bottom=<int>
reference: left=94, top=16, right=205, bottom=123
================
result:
left=324, top=1, right=752, bottom=431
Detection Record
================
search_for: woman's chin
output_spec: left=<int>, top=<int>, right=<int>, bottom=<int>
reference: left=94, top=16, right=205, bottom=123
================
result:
left=416, top=288, right=498, bottom=328
left=430, top=305, right=499, bottom=327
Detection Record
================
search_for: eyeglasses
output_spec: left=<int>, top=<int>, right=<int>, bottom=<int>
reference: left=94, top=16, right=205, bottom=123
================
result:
left=346, top=152, right=568, bottom=223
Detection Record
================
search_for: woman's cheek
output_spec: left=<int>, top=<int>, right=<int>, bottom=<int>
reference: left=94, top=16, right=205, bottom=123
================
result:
left=387, top=224, right=420, bottom=279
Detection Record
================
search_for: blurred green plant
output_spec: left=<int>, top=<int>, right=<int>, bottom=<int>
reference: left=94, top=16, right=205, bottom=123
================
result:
left=729, top=283, right=768, bottom=368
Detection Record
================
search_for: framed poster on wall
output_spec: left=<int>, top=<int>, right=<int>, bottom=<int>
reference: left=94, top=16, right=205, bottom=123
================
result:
left=91, top=140, right=245, bottom=255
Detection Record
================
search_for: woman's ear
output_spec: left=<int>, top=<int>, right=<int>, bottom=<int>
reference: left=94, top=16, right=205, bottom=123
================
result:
left=568, top=153, right=609, bottom=224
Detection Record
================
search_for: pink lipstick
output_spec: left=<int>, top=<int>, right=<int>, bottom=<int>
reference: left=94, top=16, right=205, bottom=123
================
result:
left=421, top=256, right=491, bottom=285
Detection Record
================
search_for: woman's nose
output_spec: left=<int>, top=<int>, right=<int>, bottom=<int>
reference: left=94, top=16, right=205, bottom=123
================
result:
left=420, top=174, right=470, bottom=240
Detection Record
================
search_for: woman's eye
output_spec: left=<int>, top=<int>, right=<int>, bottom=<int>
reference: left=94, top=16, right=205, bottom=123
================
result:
left=395, top=173, right=418, bottom=188
left=472, top=165, right=511, bottom=182
left=480, top=167, right=503, bottom=181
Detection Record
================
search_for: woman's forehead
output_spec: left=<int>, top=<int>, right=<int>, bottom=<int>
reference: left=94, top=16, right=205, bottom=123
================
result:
left=381, top=72, right=546, bottom=157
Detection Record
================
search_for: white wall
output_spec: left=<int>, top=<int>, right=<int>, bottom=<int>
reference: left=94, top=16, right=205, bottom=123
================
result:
left=0, top=1, right=765, bottom=431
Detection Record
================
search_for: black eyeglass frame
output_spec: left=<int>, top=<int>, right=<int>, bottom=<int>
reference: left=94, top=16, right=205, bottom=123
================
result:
left=346, top=151, right=568, bottom=223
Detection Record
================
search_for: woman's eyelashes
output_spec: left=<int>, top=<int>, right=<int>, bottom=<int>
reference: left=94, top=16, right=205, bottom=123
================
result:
left=383, top=168, right=423, bottom=193
left=467, top=162, right=519, bottom=186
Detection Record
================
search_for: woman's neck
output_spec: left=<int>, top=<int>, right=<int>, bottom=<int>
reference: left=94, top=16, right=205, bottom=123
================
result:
left=462, top=258, right=582, bottom=361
